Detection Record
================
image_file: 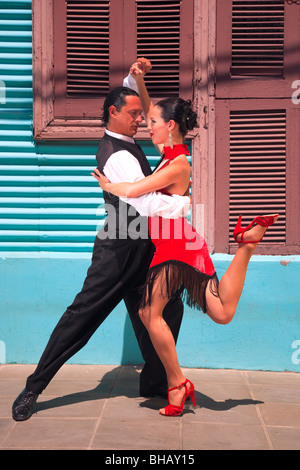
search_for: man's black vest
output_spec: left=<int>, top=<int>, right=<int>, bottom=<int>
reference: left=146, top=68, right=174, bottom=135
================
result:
left=96, top=133, right=152, bottom=239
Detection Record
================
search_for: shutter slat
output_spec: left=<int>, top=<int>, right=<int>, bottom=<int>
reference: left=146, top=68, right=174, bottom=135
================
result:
left=229, top=109, right=286, bottom=244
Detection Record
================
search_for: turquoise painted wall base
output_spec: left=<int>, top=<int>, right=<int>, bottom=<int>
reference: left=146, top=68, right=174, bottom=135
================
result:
left=0, top=253, right=299, bottom=372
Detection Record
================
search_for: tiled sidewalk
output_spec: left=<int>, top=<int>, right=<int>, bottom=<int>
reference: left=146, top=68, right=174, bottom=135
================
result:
left=0, top=364, right=300, bottom=450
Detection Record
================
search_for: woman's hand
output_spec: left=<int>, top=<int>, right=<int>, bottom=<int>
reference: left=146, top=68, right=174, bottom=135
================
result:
left=91, top=168, right=111, bottom=191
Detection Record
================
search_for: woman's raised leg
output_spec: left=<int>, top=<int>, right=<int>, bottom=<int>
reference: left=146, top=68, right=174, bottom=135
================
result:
left=205, top=216, right=278, bottom=325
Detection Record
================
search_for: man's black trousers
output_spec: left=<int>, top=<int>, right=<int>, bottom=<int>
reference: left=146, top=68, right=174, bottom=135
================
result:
left=26, top=233, right=183, bottom=395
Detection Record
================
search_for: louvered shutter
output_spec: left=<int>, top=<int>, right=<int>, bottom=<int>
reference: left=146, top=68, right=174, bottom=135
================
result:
left=53, top=0, right=121, bottom=118
left=231, top=0, right=285, bottom=76
left=215, top=0, right=300, bottom=254
left=229, top=109, right=286, bottom=244
left=216, top=0, right=300, bottom=98
left=215, top=100, right=299, bottom=254
left=52, top=0, right=193, bottom=123
left=136, top=0, right=193, bottom=99
left=66, top=1, right=110, bottom=96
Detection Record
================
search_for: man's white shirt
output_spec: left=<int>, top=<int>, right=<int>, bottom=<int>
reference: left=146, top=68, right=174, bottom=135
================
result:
left=103, top=129, right=190, bottom=218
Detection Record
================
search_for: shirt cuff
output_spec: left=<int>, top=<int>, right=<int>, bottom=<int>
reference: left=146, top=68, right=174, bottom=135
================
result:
left=123, top=74, right=139, bottom=94
left=158, top=195, right=191, bottom=219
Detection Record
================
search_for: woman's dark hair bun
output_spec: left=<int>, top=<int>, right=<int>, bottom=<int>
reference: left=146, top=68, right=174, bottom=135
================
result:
left=184, top=99, right=198, bottom=131
left=156, top=97, right=198, bottom=136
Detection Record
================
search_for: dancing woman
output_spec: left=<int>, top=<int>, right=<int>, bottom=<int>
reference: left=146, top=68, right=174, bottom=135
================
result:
left=92, top=61, right=278, bottom=416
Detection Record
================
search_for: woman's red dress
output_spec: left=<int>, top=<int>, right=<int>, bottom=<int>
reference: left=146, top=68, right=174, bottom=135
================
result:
left=140, top=144, right=219, bottom=312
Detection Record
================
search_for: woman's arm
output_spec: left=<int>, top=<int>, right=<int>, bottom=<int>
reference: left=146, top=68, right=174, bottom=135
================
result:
left=129, top=59, right=164, bottom=155
left=130, top=60, right=153, bottom=126
left=92, top=156, right=191, bottom=198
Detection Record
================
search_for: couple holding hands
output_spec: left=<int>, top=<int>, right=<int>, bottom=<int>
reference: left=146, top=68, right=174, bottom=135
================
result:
left=12, top=58, right=278, bottom=421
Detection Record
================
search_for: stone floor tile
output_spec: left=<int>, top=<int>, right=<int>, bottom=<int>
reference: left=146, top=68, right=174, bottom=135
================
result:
left=258, top=403, right=300, bottom=427
left=267, top=426, right=300, bottom=450
left=91, top=417, right=180, bottom=450
left=32, top=396, right=106, bottom=418
left=1, top=365, right=299, bottom=450
left=193, top=381, right=254, bottom=404
left=0, top=379, right=28, bottom=396
left=183, top=400, right=261, bottom=425
left=110, top=379, right=140, bottom=398
left=0, top=419, right=15, bottom=443
left=116, top=364, right=142, bottom=380
left=1, top=418, right=97, bottom=450
left=51, top=364, right=121, bottom=381
left=0, top=364, right=36, bottom=378
left=102, top=396, right=165, bottom=420
left=0, top=397, right=17, bottom=419
left=245, top=370, right=300, bottom=387
left=249, top=384, right=300, bottom=404
left=182, top=422, right=271, bottom=450
left=42, top=378, right=113, bottom=398
left=182, top=368, right=245, bottom=384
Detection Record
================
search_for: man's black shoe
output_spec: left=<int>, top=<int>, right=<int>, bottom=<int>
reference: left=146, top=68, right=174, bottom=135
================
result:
left=12, top=389, right=38, bottom=421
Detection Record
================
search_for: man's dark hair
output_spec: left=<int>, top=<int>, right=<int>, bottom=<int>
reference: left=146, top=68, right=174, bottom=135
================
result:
left=100, top=86, right=139, bottom=124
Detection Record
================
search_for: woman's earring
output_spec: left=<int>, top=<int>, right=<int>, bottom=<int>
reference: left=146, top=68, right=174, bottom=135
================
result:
left=169, top=131, right=173, bottom=149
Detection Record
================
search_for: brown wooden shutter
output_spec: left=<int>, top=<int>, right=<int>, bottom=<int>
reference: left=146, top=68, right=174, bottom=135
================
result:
left=53, top=0, right=135, bottom=119
left=136, top=0, right=193, bottom=99
left=66, top=0, right=110, bottom=96
left=229, top=108, right=286, bottom=244
left=215, top=99, right=299, bottom=254
left=35, top=0, right=194, bottom=138
left=215, top=0, right=300, bottom=254
left=231, top=0, right=285, bottom=76
left=216, top=0, right=300, bottom=98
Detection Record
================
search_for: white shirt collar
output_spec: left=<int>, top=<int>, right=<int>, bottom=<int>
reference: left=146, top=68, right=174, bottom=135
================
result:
left=105, top=129, right=135, bottom=144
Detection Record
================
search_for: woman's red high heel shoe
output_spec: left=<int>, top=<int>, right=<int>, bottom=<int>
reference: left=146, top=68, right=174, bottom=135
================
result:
left=233, top=214, right=279, bottom=244
left=159, top=379, right=196, bottom=417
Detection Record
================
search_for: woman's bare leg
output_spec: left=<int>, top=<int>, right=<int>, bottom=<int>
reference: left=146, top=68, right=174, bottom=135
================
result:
left=138, top=277, right=189, bottom=414
left=205, top=219, right=277, bottom=325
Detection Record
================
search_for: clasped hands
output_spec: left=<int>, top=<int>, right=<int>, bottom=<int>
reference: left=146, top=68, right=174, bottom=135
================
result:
left=129, top=57, right=152, bottom=81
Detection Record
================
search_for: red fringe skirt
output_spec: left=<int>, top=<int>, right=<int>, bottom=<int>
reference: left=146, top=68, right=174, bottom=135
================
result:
left=140, top=217, right=219, bottom=312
